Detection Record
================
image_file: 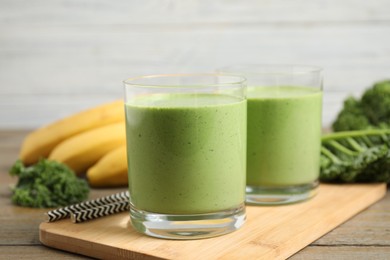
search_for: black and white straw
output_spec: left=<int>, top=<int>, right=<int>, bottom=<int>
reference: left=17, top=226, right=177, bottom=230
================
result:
left=44, top=191, right=129, bottom=222
left=71, top=200, right=130, bottom=223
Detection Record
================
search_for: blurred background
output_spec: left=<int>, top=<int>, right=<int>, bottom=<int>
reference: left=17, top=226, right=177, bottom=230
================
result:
left=1, top=0, right=389, bottom=129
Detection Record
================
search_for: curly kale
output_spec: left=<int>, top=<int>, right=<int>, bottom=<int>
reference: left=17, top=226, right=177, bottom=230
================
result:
left=332, top=80, right=390, bottom=131
left=9, top=159, right=90, bottom=208
left=320, top=129, right=390, bottom=183
left=332, top=97, right=371, bottom=131
left=361, top=80, right=390, bottom=126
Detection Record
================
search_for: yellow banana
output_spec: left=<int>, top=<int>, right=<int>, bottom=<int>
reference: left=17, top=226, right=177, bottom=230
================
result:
left=87, top=145, right=128, bottom=187
left=48, top=122, right=126, bottom=175
left=19, top=99, right=124, bottom=165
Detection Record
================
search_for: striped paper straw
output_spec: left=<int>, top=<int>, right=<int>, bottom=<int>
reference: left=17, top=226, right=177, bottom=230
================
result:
left=44, top=191, right=129, bottom=222
left=71, top=200, right=130, bottom=223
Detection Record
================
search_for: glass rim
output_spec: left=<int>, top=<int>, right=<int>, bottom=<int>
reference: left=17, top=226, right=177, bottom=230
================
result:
left=123, top=73, right=247, bottom=89
left=218, top=64, right=323, bottom=75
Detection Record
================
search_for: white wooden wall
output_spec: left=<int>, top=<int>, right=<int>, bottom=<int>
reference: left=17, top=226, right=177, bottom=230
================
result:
left=1, top=0, right=390, bottom=129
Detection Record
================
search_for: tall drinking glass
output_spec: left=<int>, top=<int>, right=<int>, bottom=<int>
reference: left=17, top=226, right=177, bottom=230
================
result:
left=123, top=74, right=247, bottom=239
left=219, top=65, right=323, bottom=205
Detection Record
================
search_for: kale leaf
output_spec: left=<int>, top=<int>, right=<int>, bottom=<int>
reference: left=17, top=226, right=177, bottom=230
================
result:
left=9, top=159, right=90, bottom=208
left=332, top=80, right=390, bottom=131
left=320, top=129, right=390, bottom=183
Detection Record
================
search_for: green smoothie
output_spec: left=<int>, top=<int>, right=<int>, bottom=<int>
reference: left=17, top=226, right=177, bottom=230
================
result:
left=125, top=93, right=246, bottom=214
left=247, top=86, right=322, bottom=186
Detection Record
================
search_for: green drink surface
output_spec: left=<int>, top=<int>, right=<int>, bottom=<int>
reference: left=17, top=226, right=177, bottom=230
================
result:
left=125, top=93, right=246, bottom=214
left=247, top=86, right=322, bottom=186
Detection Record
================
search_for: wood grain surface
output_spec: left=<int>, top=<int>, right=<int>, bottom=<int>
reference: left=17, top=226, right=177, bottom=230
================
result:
left=1, top=1, right=390, bottom=129
left=1, top=129, right=390, bottom=259
left=39, top=184, right=386, bottom=260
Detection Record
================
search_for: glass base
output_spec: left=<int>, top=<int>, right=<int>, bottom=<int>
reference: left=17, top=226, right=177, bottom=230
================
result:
left=245, top=180, right=319, bottom=206
left=129, top=204, right=246, bottom=240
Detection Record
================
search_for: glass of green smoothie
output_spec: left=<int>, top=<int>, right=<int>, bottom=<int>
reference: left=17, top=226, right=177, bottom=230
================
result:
left=123, top=73, right=247, bottom=239
left=218, top=65, right=323, bottom=205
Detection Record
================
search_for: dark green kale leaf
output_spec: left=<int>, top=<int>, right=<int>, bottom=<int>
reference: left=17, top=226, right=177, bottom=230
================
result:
left=332, top=80, right=390, bottom=131
left=332, top=97, right=371, bottom=131
left=320, top=129, right=390, bottom=183
left=361, top=80, right=390, bottom=126
left=9, top=159, right=90, bottom=208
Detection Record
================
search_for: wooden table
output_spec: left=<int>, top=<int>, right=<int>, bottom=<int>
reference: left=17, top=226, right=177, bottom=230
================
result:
left=1, top=130, right=389, bottom=259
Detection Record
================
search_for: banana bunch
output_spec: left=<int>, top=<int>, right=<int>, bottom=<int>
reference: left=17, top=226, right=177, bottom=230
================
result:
left=19, top=100, right=129, bottom=188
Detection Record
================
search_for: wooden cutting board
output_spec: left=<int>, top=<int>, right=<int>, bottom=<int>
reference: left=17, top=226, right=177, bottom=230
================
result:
left=39, top=183, right=386, bottom=260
